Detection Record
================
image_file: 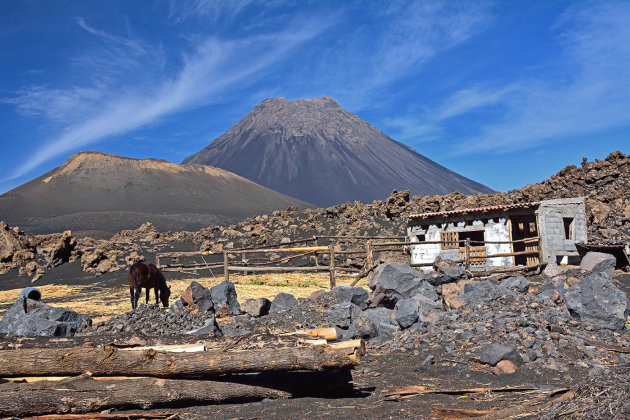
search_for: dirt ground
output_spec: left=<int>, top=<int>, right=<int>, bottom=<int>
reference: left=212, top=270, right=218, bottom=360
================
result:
left=101, top=350, right=582, bottom=419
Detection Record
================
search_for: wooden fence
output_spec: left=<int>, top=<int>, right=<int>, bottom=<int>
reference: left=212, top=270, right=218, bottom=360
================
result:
left=156, top=235, right=543, bottom=290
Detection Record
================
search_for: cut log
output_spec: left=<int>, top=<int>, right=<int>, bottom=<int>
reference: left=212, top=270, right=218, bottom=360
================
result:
left=0, top=370, right=353, bottom=417
left=0, top=332, right=343, bottom=352
left=0, top=343, right=361, bottom=378
left=284, top=327, right=339, bottom=341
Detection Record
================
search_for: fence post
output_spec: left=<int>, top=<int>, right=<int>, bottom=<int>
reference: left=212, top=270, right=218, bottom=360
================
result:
left=465, top=238, right=471, bottom=270
left=314, top=236, right=320, bottom=267
left=223, top=251, right=229, bottom=283
left=328, top=244, right=336, bottom=289
left=366, top=240, right=373, bottom=270
left=241, top=251, right=247, bottom=276
left=538, top=236, right=543, bottom=265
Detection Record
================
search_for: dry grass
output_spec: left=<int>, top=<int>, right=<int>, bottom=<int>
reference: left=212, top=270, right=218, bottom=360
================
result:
left=0, top=272, right=370, bottom=324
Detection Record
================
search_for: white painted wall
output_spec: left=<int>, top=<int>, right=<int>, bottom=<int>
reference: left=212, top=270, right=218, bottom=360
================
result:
left=408, top=218, right=512, bottom=269
left=483, top=218, right=512, bottom=267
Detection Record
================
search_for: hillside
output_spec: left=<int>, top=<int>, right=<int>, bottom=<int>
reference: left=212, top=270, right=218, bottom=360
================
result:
left=183, top=96, right=494, bottom=207
left=0, top=152, right=311, bottom=235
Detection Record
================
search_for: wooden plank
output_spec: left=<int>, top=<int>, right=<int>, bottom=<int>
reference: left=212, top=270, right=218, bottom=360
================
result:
left=227, top=266, right=329, bottom=272
left=485, top=250, right=540, bottom=258
left=240, top=246, right=329, bottom=254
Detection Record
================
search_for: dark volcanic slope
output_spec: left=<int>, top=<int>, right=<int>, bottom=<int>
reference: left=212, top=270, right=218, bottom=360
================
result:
left=183, top=96, right=495, bottom=207
left=0, top=152, right=310, bottom=235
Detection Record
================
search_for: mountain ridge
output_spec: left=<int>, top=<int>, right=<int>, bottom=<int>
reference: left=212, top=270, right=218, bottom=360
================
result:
left=0, top=151, right=311, bottom=235
left=183, top=96, right=495, bottom=206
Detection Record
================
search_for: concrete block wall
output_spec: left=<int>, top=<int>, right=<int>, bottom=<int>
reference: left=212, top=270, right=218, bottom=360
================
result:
left=536, top=198, right=586, bottom=263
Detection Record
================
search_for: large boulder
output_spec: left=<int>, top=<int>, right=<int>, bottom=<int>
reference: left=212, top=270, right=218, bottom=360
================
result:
left=368, top=262, right=423, bottom=297
left=269, top=293, right=298, bottom=313
left=479, top=342, right=523, bottom=366
left=580, top=251, right=616, bottom=278
left=394, top=298, right=418, bottom=328
left=327, top=286, right=369, bottom=310
left=500, top=276, right=529, bottom=293
left=347, top=314, right=378, bottom=339
left=49, top=230, right=76, bottom=267
left=180, top=281, right=215, bottom=314
left=424, top=265, right=467, bottom=286
left=0, top=295, right=91, bottom=337
left=461, top=280, right=503, bottom=305
left=210, top=281, right=241, bottom=317
left=0, top=221, right=30, bottom=262
left=410, top=281, right=438, bottom=301
left=564, top=272, right=630, bottom=330
left=326, top=302, right=361, bottom=329
left=242, top=298, right=271, bottom=317
left=412, top=294, right=444, bottom=323
left=362, top=307, right=396, bottom=327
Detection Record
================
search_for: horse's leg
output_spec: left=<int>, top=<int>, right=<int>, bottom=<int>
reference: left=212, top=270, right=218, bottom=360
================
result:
left=145, top=286, right=150, bottom=304
left=129, top=284, right=135, bottom=309
left=154, top=284, right=159, bottom=305
left=135, top=286, right=141, bottom=309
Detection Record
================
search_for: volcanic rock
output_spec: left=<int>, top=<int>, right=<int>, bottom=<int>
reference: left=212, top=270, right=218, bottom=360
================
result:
left=580, top=251, right=616, bottom=278
left=500, top=276, right=529, bottom=293
left=0, top=296, right=91, bottom=337
left=184, top=316, right=221, bottom=336
left=210, top=281, right=241, bottom=317
left=327, top=286, right=369, bottom=310
left=269, top=293, right=298, bottom=313
left=180, top=281, right=215, bottom=314
left=424, top=265, right=467, bottom=286
left=412, top=294, right=444, bottom=323
left=564, top=272, right=630, bottom=330
left=242, top=298, right=271, bottom=317
left=369, top=262, right=423, bottom=298
left=478, top=342, right=523, bottom=366
left=394, top=298, right=419, bottom=329
left=347, top=315, right=378, bottom=339
left=326, top=302, right=361, bottom=329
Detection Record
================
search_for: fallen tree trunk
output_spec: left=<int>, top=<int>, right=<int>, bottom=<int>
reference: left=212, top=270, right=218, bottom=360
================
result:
left=0, top=342, right=361, bottom=378
left=0, top=370, right=353, bottom=417
left=0, top=332, right=336, bottom=351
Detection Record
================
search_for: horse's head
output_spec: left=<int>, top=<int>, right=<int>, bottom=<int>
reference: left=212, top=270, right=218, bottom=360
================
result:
left=161, top=285, right=171, bottom=308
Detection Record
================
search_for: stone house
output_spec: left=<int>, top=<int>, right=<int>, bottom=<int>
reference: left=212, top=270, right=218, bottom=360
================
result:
left=407, top=197, right=587, bottom=270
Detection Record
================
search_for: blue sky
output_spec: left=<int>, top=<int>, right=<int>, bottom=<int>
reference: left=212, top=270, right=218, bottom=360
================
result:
left=1, top=0, right=629, bottom=196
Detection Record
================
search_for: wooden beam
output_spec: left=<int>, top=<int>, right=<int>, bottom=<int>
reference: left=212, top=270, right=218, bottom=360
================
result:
left=0, top=344, right=361, bottom=378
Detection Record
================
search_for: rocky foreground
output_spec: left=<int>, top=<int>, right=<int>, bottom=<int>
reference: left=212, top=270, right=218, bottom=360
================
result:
left=1, top=251, right=629, bottom=418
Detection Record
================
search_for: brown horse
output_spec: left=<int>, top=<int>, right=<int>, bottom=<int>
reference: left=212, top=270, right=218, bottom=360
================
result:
left=128, top=262, right=171, bottom=309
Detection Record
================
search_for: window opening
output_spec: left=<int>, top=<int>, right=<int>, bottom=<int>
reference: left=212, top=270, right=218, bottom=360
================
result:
left=563, top=218, right=574, bottom=240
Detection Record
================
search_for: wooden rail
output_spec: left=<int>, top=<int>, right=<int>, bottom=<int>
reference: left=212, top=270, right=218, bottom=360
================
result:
left=157, top=234, right=545, bottom=288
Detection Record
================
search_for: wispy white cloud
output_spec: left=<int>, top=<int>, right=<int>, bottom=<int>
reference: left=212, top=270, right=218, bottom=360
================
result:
left=76, top=17, right=146, bottom=55
left=390, top=2, right=630, bottom=155
left=383, top=84, right=516, bottom=142
left=3, top=84, right=106, bottom=122
left=9, top=17, right=333, bottom=179
left=168, top=0, right=253, bottom=24
left=330, top=1, right=493, bottom=109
